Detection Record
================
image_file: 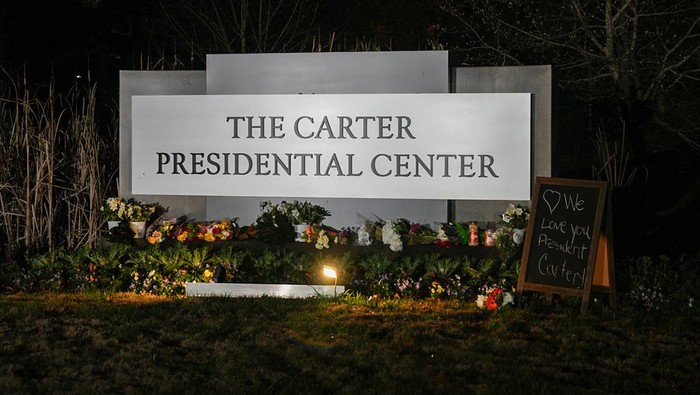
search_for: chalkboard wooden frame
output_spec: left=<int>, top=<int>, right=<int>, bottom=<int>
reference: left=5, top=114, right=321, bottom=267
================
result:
left=517, top=177, right=612, bottom=313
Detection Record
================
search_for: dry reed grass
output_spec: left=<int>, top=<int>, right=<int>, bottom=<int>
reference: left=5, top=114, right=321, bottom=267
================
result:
left=0, top=72, right=114, bottom=259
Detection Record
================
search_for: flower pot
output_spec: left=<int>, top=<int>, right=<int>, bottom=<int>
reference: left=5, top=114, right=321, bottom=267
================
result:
left=107, top=220, right=121, bottom=230
left=294, top=224, right=309, bottom=242
left=129, top=221, right=147, bottom=238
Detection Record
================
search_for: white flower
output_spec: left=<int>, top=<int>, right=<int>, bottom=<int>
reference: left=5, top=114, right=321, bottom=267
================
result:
left=315, top=230, right=330, bottom=250
left=476, top=295, right=486, bottom=308
left=381, top=221, right=394, bottom=244
left=357, top=229, right=372, bottom=246
left=382, top=220, right=404, bottom=251
left=107, top=197, right=122, bottom=211
left=389, top=235, right=403, bottom=252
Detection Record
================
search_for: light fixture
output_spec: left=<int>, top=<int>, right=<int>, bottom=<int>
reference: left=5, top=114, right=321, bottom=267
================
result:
left=323, top=265, right=338, bottom=297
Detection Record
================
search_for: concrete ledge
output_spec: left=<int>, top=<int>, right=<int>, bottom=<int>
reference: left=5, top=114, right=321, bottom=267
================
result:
left=186, top=283, right=345, bottom=298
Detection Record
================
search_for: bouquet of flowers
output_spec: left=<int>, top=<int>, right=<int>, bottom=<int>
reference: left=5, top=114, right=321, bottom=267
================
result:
left=365, top=218, right=437, bottom=252
left=257, top=200, right=331, bottom=226
left=494, top=203, right=531, bottom=247
left=476, top=284, right=514, bottom=310
left=201, top=219, right=237, bottom=242
left=336, top=227, right=357, bottom=246
left=405, top=222, right=437, bottom=246
left=313, top=229, right=332, bottom=249
left=382, top=218, right=410, bottom=252
left=303, top=225, right=353, bottom=249
left=289, top=200, right=331, bottom=225
left=500, top=203, right=530, bottom=229
left=146, top=221, right=177, bottom=244
left=356, top=220, right=388, bottom=246
left=434, top=223, right=460, bottom=247
left=174, top=223, right=202, bottom=243
left=123, top=198, right=161, bottom=222
left=100, top=197, right=127, bottom=221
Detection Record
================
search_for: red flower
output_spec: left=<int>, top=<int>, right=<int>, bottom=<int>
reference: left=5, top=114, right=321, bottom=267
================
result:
left=485, top=296, right=498, bottom=310
left=486, top=288, right=503, bottom=310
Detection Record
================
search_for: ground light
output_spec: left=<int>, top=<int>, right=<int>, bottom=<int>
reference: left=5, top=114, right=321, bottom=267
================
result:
left=323, top=265, right=338, bottom=297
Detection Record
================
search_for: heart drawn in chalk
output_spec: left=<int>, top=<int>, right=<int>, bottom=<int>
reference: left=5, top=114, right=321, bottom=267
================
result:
left=542, top=189, right=561, bottom=214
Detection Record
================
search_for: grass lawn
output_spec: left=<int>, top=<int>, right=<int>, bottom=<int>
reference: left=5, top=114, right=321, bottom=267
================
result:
left=1, top=293, right=698, bottom=394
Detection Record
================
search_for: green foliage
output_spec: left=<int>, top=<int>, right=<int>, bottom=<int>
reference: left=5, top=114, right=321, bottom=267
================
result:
left=251, top=249, right=311, bottom=283
left=424, top=253, right=460, bottom=279
left=2, top=242, right=697, bottom=316
left=209, top=245, right=255, bottom=282
left=21, top=249, right=67, bottom=292
left=622, top=255, right=677, bottom=314
left=85, top=243, right=132, bottom=292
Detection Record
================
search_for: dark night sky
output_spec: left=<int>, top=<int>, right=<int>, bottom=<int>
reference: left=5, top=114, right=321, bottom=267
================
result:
left=1, top=1, right=159, bottom=91
left=0, top=0, right=441, bottom=92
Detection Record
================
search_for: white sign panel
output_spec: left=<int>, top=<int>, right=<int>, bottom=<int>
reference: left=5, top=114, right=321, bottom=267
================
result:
left=132, top=93, right=531, bottom=200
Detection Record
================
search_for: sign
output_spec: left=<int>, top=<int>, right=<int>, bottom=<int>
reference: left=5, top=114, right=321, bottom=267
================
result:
left=517, top=177, right=615, bottom=313
left=131, top=93, right=531, bottom=200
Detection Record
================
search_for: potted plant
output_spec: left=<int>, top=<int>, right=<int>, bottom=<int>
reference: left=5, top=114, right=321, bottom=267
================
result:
left=100, top=197, right=127, bottom=229
left=124, top=199, right=158, bottom=238
left=498, top=203, right=530, bottom=245
left=256, top=200, right=331, bottom=242
left=286, top=200, right=331, bottom=242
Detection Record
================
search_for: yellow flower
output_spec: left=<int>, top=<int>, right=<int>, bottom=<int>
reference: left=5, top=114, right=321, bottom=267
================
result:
left=203, top=270, right=213, bottom=280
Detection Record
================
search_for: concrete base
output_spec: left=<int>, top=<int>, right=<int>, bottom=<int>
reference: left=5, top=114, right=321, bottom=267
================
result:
left=186, top=283, right=345, bottom=298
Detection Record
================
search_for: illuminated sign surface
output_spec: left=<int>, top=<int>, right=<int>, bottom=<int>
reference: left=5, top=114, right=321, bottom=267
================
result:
left=132, top=93, right=531, bottom=200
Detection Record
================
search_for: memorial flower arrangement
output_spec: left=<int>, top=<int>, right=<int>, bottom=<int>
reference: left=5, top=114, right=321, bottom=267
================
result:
left=201, top=219, right=237, bottom=242
left=291, top=200, right=331, bottom=225
left=382, top=218, right=409, bottom=252
left=123, top=199, right=160, bottom=222
left=356, top=223, right=374, bottom=246
left=100, top=197, right=127, bottom=221
left=354, top=218, right=438, bottom=252
left=336, top=227, right=357, bottom=246
left=302, top=225, right=357, bottom=249
left=475, top=284, right=514, bottom=310
left=500, top=203, right=530, bottom=229
left=314, top=229, right=332, bottom=249
left=258, top=200, right=331, bottom=226
left=406, top=222, right=437, bottom=246
left=434, top=223, right=461, bottom=247
left=494, top=203, right=531, bottom=247
left=175, top=223, right=201, bottom=243
left=146, top=222, right=176, bottom=244
left=255, top=201, right=330, bottom=243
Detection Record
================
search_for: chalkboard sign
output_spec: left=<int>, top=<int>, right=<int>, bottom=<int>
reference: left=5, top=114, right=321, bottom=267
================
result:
left=517, top=177, right=610, bottom=312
